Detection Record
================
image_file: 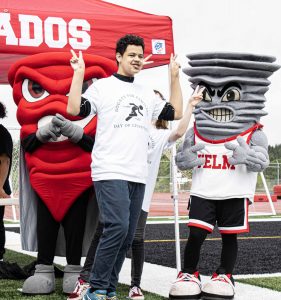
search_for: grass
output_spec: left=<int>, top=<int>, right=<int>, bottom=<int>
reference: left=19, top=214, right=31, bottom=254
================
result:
left=1, top=249, right=167, bottom=300
left=3, top=220, right=20, bottom=225
left=147, top=214, right=281, bottom=222
left=2, top=250, right=281, bottom=299
left=238, top=277, right=281, bottom=292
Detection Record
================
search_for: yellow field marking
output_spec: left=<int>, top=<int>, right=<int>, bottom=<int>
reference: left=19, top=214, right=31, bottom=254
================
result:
left=145, top=236, right=281, bottom=243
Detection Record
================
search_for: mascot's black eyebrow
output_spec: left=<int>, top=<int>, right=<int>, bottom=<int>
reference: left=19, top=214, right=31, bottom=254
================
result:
left=217, top=82, right=241, bottom=97
left=198, top=81, right=215, bottom=96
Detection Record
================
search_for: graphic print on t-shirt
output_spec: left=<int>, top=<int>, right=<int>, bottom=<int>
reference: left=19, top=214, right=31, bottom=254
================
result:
left=113, top=93, right=149, bottom=131
left=125, top=103, right=144, bottom=121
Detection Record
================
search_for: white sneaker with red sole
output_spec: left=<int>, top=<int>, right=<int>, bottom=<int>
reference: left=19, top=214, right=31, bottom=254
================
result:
left=201, top=273, right=235, bottom=299
left=169, top=271, right=202, bottom=299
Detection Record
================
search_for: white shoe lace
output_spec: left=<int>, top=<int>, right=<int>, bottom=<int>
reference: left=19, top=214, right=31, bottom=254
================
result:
left=175, top=272, right=201, bottom=288
left=212, top=274, right=235, bottom=293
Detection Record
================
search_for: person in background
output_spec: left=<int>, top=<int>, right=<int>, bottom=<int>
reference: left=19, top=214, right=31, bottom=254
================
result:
left=0, top=102, right=13, bottom=262
left=67, top=33, right=183, bottom=300
left=67, top=86, right=204, bottom=300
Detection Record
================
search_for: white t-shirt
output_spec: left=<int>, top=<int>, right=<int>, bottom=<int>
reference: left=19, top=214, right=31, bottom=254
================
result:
left=83, top=75, right=165, bottom=183
left=190, top=124, right=260, bottom=202
left=142, top=126, right=173, bottom=212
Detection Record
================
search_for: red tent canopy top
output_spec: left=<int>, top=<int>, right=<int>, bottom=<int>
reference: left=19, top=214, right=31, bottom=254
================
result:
left=0, top=0, right=174, bottom=83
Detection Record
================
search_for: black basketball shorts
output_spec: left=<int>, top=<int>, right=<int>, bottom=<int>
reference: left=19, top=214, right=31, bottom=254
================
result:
left=188, top=195, right=249, bottom=234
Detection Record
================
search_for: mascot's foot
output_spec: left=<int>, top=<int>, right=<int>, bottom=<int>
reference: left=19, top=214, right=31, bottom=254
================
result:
left=169, top=271, right=201, bottom=299
left=201, top=273, right=235, bottom=300
left=63, top=264, right=82, bottom=294
left=22, top=264, right=55, bottom=294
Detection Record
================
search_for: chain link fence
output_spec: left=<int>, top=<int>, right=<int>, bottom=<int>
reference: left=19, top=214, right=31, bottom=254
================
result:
left=6, top=128, right=281, bottom=197
left=155, top=156, right=281, bottom=195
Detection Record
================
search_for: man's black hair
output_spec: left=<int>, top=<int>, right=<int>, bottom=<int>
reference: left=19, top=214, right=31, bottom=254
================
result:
left=0, top=102, right=7, bottom=118
left=116, top=34, right=145, bottom=56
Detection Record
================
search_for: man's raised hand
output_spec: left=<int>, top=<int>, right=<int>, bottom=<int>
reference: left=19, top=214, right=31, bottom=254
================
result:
left=70, top=50, right=85, bottom=72
left=169, top=53, right=181, bottom=78
left=143, top=54, right=154, bottom=66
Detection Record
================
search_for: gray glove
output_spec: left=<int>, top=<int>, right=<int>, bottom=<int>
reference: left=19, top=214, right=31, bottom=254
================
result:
left=52, top=113, right=83, bottom=143
left=36, top=123, right=61, bottom=143
left=175, top=130, right=205, bottom=170
left=224, top=136, right=268, bottom=172
left=176, top=143, right=205, bottom=170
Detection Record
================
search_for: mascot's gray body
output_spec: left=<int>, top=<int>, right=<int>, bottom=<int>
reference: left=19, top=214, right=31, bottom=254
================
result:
left=170, top=52, right=280, bottom=300
left=177, top=52, right=280, bottom=174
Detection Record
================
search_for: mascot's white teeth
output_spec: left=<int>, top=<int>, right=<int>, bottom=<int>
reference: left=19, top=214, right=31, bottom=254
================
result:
left=204, top=108, right=234, bottom=122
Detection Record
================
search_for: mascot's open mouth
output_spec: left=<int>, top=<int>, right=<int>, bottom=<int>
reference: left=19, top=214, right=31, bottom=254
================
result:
left=201, top=107, right=235, bottom=123
left=38, top=114, right=95, bottom=142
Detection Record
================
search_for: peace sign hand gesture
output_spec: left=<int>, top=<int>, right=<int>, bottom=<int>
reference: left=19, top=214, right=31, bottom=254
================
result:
left=189, top=86, right=205, bottom=108
left=70, top=50, right=85, bottom=73
left=169, top=53, right=181, bottom=79
left=143, top=54, right=154, bottom=66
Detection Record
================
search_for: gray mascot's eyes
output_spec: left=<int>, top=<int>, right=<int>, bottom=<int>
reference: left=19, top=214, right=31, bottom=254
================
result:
left=202, top=89, right=212, bottom=102
left=222, top=88, right=240, bottom=102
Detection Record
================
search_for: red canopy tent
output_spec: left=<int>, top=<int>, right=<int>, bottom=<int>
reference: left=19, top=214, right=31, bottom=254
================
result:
left=0, top=0, right=174, bottom=83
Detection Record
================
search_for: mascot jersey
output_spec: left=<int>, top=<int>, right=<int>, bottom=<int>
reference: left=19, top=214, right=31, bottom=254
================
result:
left=191, top=123, right=263, bottom=202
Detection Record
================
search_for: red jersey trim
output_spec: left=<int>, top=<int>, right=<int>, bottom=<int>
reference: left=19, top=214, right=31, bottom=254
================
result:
left=194, top=122, right=263, bottom=144
left=188, top=222, right=213, bottom=233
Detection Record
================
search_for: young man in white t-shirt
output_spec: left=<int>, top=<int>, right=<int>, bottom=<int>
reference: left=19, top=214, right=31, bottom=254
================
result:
left=67, top=34, right=183, bottom=300
left=67, top=88, right=204, bottom=300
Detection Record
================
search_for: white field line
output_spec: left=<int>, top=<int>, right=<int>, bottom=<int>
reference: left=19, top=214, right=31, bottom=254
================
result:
left=235, top=273, right=281, bottom=279
left=119, top=259, right=281, bottom=300
left=147, top=218, right=281, bottom=224
left=5, top=231, right=281, bottom=300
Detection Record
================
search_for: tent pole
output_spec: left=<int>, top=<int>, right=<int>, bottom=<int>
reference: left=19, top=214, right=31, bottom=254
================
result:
left=260, top=172, right=276, bottom=215
left=171, top=143, right=181, bottom=273
left=168, top=62, right=181, bottom=274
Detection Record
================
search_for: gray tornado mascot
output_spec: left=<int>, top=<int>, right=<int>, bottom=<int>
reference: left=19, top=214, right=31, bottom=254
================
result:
left=169, top=52, right=280, bottom=300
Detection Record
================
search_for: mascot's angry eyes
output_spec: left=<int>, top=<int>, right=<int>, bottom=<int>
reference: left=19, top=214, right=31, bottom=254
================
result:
left=199, top=83, right=240, bottom=123
left=221, top=89, right=240, bottom=102
left=200, top=83, right=241, bottom=103
left=22, top=79, right=50, bottom=101
left=22, top=78, right=98, bottom=102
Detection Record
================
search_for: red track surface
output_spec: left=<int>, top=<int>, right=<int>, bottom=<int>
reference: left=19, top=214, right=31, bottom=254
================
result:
left=4, top=193, right=281, bottom=220
left=149, top=192, right=281, bottom=216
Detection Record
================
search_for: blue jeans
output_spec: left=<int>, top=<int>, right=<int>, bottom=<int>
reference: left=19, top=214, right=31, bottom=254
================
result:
left=90, top=180, right=145, bottom=292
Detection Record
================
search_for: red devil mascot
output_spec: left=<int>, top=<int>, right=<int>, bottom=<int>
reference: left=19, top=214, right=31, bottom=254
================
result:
left=8, top=52, right=116, bottom=294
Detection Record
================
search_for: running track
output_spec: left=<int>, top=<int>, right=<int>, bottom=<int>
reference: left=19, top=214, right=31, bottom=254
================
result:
left=132, top=221, right=281, bottom=275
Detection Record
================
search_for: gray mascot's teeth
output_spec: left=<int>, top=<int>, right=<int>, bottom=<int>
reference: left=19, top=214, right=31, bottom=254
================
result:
left=204, top=108, right=234, bottom=122
left=184, top=52, right=280, bottom=139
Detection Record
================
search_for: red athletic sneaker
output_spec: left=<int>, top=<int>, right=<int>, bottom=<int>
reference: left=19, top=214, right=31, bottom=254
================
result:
left=67, top=278, right=90, bottom=300
left=128, top=286, right=144, bottom=300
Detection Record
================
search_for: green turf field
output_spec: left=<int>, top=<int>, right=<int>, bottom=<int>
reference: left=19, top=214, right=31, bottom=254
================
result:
left=237, top=277, right=281, bottom=292
left=1, top=250, right=166, bottom=300
left=2, top=249, right=281, bottom=299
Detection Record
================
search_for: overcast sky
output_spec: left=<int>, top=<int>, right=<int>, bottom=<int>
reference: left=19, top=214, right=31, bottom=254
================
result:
left=106, top=0, right=281, bottom=146
left=1, top=0, right=281, bottom=145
